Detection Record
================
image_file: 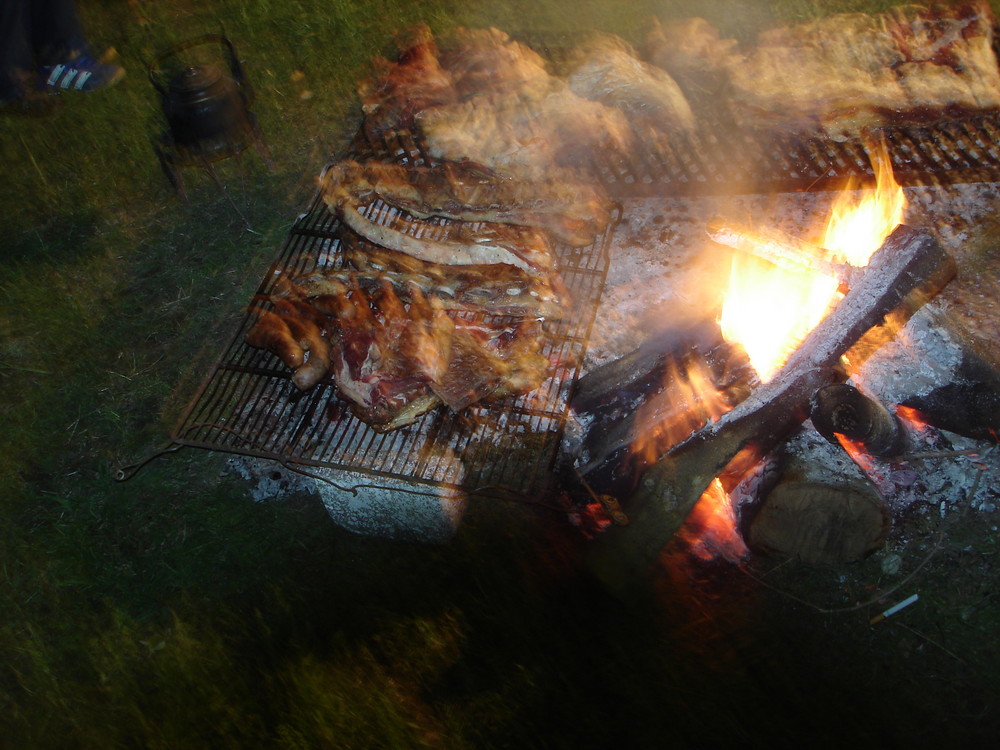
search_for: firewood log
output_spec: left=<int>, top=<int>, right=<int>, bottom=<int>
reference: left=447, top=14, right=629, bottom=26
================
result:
left=745, top=433, right=890, bottom=566
left=849, top=304, right=1000, bottom=440
left=810, top=383, right=904, bottom=456
left=570, top=319, right=753, bottom=499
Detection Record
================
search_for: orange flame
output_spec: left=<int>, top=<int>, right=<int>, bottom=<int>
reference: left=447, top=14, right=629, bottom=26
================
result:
left=632, top=143, right=906, bottom=563
left=895, top=404, right=930, bottom=430
left=719, top=255, right=840, bottom=382
left=681, top=478, right=749, bottom=563
left=630, top=354, right=730, bottom=467
left=681, top=142, right=907, bottom=561
left=720, top=139, right=906, bottom=382
left=823, top=144, right=907, bottom=267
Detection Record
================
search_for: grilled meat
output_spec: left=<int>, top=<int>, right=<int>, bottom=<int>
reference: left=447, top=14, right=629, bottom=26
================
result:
left=320, top=159, right=612, bottom=248
left=247, top=260, right=561, bottom=429
left=643, top=17, right=740, bottom=97
left=245, top=309, right=304, bottom=369
left=359, top=23, right=700, bottom=183
left=357, top=23, right=457, bottom=139
left=317, top=277, right=443, bottom=430
left=566, top=33, right=696, bottom=135
left=323, top=164, right=560, bottom=276
left=288, top=231, right=567, bottom=319
left=417, top=81, right=635, bottom=182
left=431, top=317, right=548, bottom=411
left=441, top=27, right=552, bottom=98
left=320, top=280, right=550, bottom=428
left=720, top=1, right=1000, bottom=139
left=246, top=298, right=332, bottom=391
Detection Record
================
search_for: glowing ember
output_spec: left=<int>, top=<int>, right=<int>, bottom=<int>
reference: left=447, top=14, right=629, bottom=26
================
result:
left=720, top=139, right=906, bottom=382
left=681, top=478, right=749, bottom=563
left=895, top=404, right=932, bottom=430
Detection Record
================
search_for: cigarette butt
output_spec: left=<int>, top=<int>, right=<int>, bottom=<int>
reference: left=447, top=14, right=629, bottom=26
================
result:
left=869, top=593, right=920, bottom=625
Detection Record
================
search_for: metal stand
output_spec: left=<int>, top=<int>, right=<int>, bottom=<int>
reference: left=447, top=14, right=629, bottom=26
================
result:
left=154, top=112, right=273, bottom=200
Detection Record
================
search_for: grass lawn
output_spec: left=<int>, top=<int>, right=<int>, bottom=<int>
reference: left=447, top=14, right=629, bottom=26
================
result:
left=2, top=1, right=999, bottom=747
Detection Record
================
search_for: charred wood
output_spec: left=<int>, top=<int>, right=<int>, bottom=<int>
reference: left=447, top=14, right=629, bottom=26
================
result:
left=706, top=217, right=859, bottom=292
left=569, top=319, right=754, bottom=499
left=810, top=384, right=905, bottom=457
left=850, top=304, right=1000, bottom=440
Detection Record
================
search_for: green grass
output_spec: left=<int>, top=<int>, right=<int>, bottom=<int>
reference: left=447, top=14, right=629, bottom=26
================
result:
left=3, top=0, right=1000, bottom=747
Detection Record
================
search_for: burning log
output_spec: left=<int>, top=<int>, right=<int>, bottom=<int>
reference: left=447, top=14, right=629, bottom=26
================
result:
left=850, top=304, right=1000, bottom=441
left=569, top=319, right=753, bottom=499
left=809, top=383, right=905, bottom=457
left=706, top=217, right=860, bottom=292
left=586, top=224, right=955, bottom=597
left=745, top=432, right=891, bottom=566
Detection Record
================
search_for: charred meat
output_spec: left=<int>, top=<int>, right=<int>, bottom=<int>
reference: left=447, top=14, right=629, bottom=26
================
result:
left=319, top=159, right=613, bottom=248
left=322, top=160, right=564, bottom=276
left=441, top=26, right=552, bottom=98
left=357, top=23, right=457, bottom=139
left=245, top=270, right=556, bottom=431
left=318, top=277, right=445, bottom=431
left=416, top=82, right=635, bottom=182
left=291, top=231, right=567, bottom=319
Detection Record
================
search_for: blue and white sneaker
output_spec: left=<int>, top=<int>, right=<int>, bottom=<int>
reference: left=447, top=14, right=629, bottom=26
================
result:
left=38, top=52, right=125, bottom=93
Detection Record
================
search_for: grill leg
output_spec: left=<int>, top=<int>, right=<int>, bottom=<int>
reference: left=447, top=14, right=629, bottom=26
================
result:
left=155, top=140, right=187, bottom=200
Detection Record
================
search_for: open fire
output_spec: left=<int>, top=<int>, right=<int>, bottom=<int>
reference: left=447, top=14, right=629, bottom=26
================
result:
left=622, top=140, right=943, bottom=565
left=576, top=138, right=972, bottom=576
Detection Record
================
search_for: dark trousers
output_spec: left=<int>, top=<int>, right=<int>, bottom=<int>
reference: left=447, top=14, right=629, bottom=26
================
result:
left=1, top=0, right=85, bottom=95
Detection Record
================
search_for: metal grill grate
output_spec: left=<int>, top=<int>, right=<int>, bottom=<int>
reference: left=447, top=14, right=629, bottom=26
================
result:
left=583, top=111, right=1000, bottom=197
left=524, top=30, right=1000, bottom=196
left=172, top=135, right=617, bottom=498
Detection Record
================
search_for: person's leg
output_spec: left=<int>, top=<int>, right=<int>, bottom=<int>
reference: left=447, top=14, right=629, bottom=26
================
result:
left=0, top=0, right=35, bottom=101
left=29, top=0, right=88, bottom=64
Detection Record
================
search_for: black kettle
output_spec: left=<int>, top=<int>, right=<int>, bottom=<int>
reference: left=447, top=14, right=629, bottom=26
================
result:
left=149, top=34, right=254, bottom=150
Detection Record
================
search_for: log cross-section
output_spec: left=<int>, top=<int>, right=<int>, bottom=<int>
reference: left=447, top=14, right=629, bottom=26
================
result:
left=587, top=224, right=955, bottom=597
